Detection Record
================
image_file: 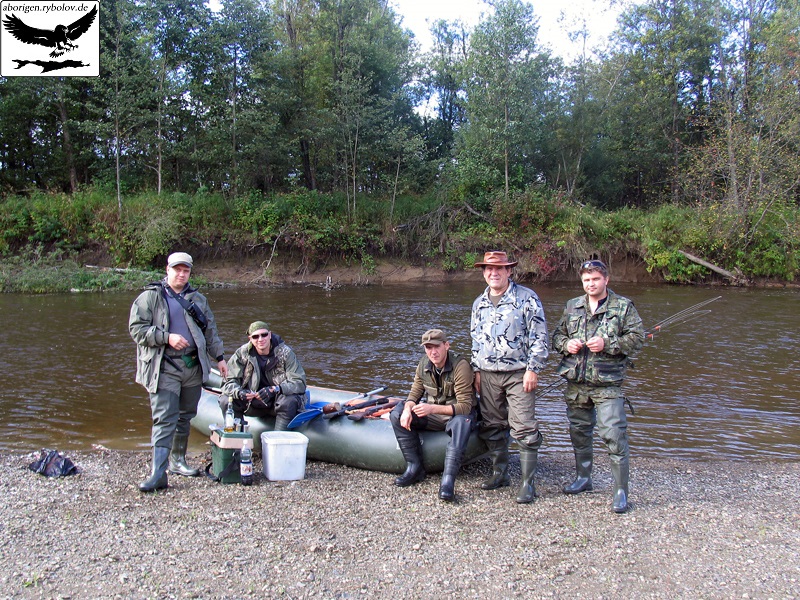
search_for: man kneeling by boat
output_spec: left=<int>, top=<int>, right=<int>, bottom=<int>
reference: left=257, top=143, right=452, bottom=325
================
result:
left=221, top=321, right=307, bottom=431
left=390, top=329, right=477, bottom=502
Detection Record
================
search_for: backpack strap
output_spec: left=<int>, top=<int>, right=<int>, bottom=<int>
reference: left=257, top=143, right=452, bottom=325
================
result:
left=204, top=449, right=241, bottom=483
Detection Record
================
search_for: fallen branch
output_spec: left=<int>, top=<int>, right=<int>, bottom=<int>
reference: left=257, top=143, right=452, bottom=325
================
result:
left=678, top=250, right=747, bottom=284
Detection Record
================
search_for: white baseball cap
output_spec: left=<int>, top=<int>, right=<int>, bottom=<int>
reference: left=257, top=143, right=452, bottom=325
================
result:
left=167, top=252, right=193, bottom=268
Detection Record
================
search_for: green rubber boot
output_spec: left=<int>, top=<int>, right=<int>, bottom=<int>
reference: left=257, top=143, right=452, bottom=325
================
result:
left=610, top=458, right=630, bottom=513
left=480, top=431, right=510, bottom=490
left=563, top=449, right=593, bottom=494
left=139, top=446, right=170, bottom=492
left=395, top=435, right=426, bottom=487
left=169, top=433, right=200, bottom=477
left=516, top=447, right=539, bottom=504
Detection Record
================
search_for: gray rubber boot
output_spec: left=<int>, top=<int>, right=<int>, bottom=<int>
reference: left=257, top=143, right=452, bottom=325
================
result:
left=139, top=446, right=170, bottom=492
left=169, top=433, right=200, bottom=477
left=394, top=434, right=426, bottom=487
left=516, top=447, right=539, bottom=504
left=480, top=431, right=510, bottom=490
left=610, top=458, right=630, bottom=513
left=274, top=415, right=292, bottom=431
left=562, top=449, right=593, bottom=494
left=438, top=449, right=461, bottom=502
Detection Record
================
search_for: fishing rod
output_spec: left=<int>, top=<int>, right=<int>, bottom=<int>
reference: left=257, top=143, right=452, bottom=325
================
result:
left=536, top=295, right=722, bottom=396
left=645, top=295, right=722, bottom=340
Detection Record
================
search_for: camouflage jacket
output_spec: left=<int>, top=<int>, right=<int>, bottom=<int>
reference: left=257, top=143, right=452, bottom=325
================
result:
left=406, top=351, right=477, bottom=416
left=129, top=281, right=225, bottom=393
left=552, top=289, right=644, bottom=387
left=222, top=334, right=307, bottom=398
left=470, top=281, right=549, bottom=373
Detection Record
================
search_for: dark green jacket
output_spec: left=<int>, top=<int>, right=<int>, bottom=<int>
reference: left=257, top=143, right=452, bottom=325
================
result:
left=222, top=334, right=306, bottom=399
left=552, top=290, right=644, bottom=387
left=407, top=351, right=477, bottom=416
left=129, top=281, right=225, bottom=393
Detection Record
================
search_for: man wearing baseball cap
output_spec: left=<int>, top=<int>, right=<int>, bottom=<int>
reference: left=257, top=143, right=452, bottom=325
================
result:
left=390, top=328, right=477, bottom=501
left=129, top=251, right=228, bottom=492
left=221, top=320, right=307, bottom=431
left=470, top=251, right=549, bottom=504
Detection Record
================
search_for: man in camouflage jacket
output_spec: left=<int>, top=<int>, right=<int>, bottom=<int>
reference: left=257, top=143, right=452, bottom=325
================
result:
left=470, top=251, right=549, bottom=504
left=222, top=321, right=307, bottom=431
left=552, top=259, right=644, bottom=513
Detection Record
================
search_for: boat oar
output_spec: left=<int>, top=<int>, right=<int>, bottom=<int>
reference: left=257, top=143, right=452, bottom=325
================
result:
left=285, top=402, right=329, bottom=429
left=287, top=386, right=386, bottom=429
left=348, top=398, right=399, bottom=421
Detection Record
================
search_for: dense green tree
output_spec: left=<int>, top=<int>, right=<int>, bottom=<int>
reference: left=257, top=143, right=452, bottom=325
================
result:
left=602, top=0, right=718, bottom=206
left=678, top=0, right=800, bottom=269
left=96, top=0, right=158, bottom=207
left=138, top=0, right=213, bottom=193
left=457, top=0, right=556, bottom=200
left=420, top=19, right=469, bottom=166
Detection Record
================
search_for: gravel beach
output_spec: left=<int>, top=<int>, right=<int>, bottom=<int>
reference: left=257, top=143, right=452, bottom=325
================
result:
left=1, top=448, right=798, bottom=600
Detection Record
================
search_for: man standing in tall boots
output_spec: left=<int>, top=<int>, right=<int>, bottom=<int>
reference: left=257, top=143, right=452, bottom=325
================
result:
left=129, top=252, right=228, bottom=492
left=390, top=329, right=477, bottom=502
left=470, top=251, right=549, bottom=503
left=552, top=260, right=644, bottom=513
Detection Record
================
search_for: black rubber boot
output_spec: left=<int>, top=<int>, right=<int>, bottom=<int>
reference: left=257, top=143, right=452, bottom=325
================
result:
left=139, top=446, right=170, bottom=492
left=394, top=435, right=426, bottom=487
left=516, top=447, right=539, bottom=504
left=169, top=433, right=200, bottom=477
left=563, top=449, right=593, bottom=494
left=438, top=449, right=461, bottom=502
left=610, top=458, right=630, bottom=513
left=480, top=431, right=510, bottom=490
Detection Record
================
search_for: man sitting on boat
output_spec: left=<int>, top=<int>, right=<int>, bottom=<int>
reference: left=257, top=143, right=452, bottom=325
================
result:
left=390, top=329, right=478, bottom=502
left=221, top=321, right=307, bottom=431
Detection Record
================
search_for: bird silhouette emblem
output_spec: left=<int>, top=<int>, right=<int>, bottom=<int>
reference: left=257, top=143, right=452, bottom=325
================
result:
left=3, top=5, right=97, bottom=58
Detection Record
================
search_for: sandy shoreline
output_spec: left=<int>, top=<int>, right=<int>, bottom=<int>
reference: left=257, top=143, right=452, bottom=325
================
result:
left=1, top=448, right=798, bottom=599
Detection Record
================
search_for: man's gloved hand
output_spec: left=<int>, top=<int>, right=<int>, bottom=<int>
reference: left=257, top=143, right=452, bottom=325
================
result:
left=257, top=386, right=277, bottom=403
left=231, top=389, right=251, bottom=412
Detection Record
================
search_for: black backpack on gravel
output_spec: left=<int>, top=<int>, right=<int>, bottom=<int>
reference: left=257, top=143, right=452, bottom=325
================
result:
left=28, top=449, right=79, bottom=477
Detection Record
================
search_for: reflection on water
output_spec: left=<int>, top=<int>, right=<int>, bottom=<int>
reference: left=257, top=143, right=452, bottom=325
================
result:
left=0, top=282, right=798, bottom=460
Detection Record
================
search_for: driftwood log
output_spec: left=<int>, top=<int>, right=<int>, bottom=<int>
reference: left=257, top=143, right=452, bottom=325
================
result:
left=678, top=250, right=748, bottom=285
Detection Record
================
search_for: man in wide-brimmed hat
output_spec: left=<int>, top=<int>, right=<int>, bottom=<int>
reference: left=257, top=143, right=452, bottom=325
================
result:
left=470, top=251, right=549, bottom=504
left=552, top=259, right=644, bottom=513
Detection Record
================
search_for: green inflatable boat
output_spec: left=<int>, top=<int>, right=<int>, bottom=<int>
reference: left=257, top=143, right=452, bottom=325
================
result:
left=191, top=374, right=489, bottom=474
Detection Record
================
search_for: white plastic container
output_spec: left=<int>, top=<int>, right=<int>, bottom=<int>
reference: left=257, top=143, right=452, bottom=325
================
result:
left=260, top=431, right=310, bottom=481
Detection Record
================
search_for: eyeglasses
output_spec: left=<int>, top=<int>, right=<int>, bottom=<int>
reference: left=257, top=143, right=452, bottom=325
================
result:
left=581, top=260, right=607, bottom=270
left=250, top=332, right=270, bottom=340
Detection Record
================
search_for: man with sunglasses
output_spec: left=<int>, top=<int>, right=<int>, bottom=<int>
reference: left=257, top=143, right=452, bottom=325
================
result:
left=552, top=259, right=644, bottom=513
left=129, top=252, right=228, bottom=492
left=221, top=321, right=307, bottom=431
left=470, top=251, right=549, bottom=504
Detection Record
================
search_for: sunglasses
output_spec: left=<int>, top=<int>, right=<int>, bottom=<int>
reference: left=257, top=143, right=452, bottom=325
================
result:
left=581, top=260, right=607, bottom=270
left=250, top=332, right=270, bottom=340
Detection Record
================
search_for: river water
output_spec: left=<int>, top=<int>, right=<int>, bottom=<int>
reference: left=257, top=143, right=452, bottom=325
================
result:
left=1, top=282, right=798, bottom=460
